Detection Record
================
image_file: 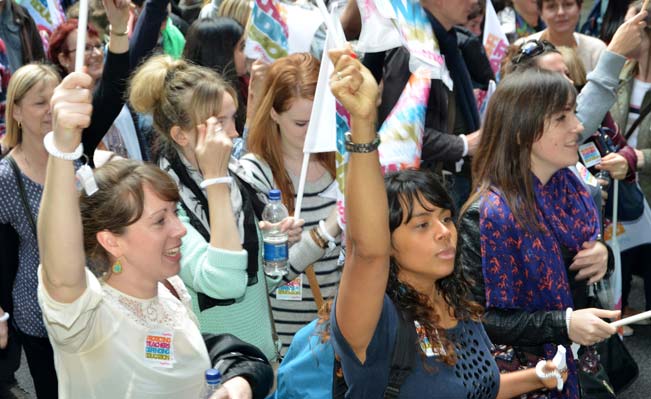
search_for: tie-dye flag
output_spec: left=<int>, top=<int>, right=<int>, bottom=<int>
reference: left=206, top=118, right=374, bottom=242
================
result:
left=334, top=102, right=350, bottom=228
left=355, top=0, right=401, bottom=53
left=245, top=0, right=290, bottom=62
left=17, top=0, right=65, bottom=35
left=483, top=0, right=509, bottom=76
left=378, top=69, right=431, bottom=173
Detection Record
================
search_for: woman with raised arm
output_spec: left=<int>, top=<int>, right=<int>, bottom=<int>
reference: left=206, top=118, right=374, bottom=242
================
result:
left=129, top=54, right=299, bottom=365
left=328, top=48, right=567, bottom=398
left=36, top=71, right=273, bottom=399
left=0, top=2, right=131, bottom=396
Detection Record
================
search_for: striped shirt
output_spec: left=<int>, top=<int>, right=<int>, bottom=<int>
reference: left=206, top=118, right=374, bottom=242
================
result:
left=239, top=154, right=342, bottom=353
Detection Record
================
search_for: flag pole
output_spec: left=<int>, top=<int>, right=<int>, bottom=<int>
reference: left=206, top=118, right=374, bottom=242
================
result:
left=314, top=0, right=345, bottom=47
left=75, top=0, right=89, bottom=72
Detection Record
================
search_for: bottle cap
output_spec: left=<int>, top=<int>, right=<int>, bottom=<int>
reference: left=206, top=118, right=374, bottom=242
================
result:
left=205, top=368, right=222, bottom=383
left=268, top=189, right=281, bottom=201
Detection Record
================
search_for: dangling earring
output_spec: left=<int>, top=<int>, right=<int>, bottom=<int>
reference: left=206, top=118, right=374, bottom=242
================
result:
left=112, top=259, right=123, bottom=274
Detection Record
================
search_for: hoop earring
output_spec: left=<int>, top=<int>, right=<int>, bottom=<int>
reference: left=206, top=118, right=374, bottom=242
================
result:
left=17, top=121, right=21, bottom=131
left=112, top=259, right=123, bottom=274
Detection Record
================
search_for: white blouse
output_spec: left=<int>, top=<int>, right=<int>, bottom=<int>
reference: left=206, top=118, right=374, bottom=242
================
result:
left=37, top=266, right=211, bottom=399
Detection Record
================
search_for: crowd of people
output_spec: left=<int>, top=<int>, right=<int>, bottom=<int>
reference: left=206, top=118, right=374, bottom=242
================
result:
left=0, top=0, right=650, bottom=398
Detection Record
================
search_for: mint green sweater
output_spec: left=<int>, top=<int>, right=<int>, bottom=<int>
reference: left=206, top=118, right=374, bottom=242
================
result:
left=177, top=208, right=281, bottom=362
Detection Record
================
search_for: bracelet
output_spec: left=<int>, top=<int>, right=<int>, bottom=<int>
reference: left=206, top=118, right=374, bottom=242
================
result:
left=0, top=312, right=9, bottom=322
left=309, top=227, right=328, bottom=250
left=565, top=307, right=573, bottom=337
left=43, top=132, right=83, bottom=160
left=344, top=131, right=380, bottom=153
left=200, top=176, right=233, bottom=189
left=109, top=24, right=128, bottom=36
left=318, top=220, right=336, bottom=249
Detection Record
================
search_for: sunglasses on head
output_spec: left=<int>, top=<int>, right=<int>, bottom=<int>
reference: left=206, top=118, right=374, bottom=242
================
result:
left=512, top=40, right=557, bottom=65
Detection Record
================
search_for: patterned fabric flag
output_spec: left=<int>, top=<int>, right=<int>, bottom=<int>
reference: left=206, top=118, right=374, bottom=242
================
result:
left=245, top=0, right=290, bottom=62
left=334, top=102, right=350, bottom=229
left=356, top=0, right=450, bottom=88
left=483, top=0, right=509, bottom=76
left=355, top=0, right=401, bottom=53
left=378, top=69, right=431, bottom=173
left=245, top=0, right=323, bottom=63
left=17, top=0, right=65, bottom=36
left=376, top=0, right=451, bottom=89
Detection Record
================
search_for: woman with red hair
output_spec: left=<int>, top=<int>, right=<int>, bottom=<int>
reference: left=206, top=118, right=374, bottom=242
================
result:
left=47, top=14, right=144, bottom=162
left=241, top=53, right=342, bottom=355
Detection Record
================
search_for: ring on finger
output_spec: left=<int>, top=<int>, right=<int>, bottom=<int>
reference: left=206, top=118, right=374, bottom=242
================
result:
left=214, top=125, right=223, bottom=134
left=336, top=71, right=343, bottom=81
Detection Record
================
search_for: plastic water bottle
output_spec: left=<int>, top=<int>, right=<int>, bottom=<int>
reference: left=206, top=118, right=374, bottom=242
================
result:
left=201, top=368, right=222, bottom=399
left=262, top=189, right=289, bottom=276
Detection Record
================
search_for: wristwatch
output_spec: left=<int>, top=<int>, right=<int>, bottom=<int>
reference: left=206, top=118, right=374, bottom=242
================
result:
left=344, top=131, right=380, bottom=153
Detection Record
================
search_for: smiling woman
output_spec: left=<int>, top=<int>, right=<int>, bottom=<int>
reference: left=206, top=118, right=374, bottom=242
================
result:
left=35, top=71, right=273, bottom=398
left=515, top=0, right=606, bottom=73
left=458, top=69, right=619, bottom=399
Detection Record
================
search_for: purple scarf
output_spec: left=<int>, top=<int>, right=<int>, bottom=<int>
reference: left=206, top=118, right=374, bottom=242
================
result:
left=480, top=168, right=600, bottom=399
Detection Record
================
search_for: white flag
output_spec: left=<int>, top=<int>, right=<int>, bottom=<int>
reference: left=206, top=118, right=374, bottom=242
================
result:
left=483, top=0, right=510, bottom=75
left=303, top=29, right=337, bottom=154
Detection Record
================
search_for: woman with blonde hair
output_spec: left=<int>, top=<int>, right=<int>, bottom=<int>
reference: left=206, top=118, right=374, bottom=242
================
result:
left=241, top=52, right=342, bottom=354
left=0, top=63, right=61, bottom=398
left=129, top=54, right=297, bottom=364
left=0, top=4, right=131, bottom=394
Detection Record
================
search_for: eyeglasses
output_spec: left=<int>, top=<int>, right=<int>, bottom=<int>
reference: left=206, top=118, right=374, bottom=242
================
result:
left=67, top=43, right=104, bottom=55
left=512, top=40, right=557, bottom=65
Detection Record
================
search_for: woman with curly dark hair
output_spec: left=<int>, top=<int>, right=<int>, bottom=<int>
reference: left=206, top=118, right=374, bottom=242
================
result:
left=327, top=47, right=566, bottom=398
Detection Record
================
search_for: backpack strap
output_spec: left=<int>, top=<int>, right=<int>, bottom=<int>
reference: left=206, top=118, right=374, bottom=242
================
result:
left=166, top=153, right=262, bottom=310
left=332, top=308, right=417, bottom=399
left=332, top=354, right=347, bottom=399
left=626, top=94, right=651, bottom=140
left=383, top=311, right=417, bottom=399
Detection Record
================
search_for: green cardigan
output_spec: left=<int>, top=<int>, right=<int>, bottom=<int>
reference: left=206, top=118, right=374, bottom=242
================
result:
left=176, top=207, right=282, bottom=362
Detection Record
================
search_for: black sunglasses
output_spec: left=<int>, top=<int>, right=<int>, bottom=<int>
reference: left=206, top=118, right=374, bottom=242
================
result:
left=512, top=40, right=557, bottom=65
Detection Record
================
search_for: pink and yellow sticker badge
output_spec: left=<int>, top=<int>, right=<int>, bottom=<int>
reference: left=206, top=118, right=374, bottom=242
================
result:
left=275, top=275, right=303, bottom=301
left=144, top=329, right=175, bottom=368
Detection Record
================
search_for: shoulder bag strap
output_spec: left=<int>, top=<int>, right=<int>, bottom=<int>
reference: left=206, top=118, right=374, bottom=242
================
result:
left=7, top=155, right=36, bottom=238
left=383, top=311, right=417, bottom=399
left=626, top=94, right=651, bottom=139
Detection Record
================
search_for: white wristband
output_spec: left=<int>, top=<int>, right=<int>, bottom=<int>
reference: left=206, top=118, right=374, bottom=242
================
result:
left=565, top=307, right=573, bottom=336
left=200, top=176, right=233, bottom=189
left=0, top=312, right=9, bottom=322
left=318, top=220, right=337, bottom=246
left=43, top=132, right=83, bottom=160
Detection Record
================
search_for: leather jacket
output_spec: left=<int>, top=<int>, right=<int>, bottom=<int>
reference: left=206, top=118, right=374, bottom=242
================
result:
left=457, top=200, right=571, bottom=352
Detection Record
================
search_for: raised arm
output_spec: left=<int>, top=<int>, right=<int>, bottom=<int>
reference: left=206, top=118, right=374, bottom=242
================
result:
left=178, top=118, right=249, bottom=298
left=39, top=73, right=94, bottom=303
left=82, top=0, right=131, bottom=162
left=577, top=8, right=647, bottom=141
left=329, top=49, right=389, bottom=362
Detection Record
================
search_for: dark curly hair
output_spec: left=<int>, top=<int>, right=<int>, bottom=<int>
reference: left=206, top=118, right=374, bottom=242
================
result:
left=384, top=169, right=483, bottom=366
